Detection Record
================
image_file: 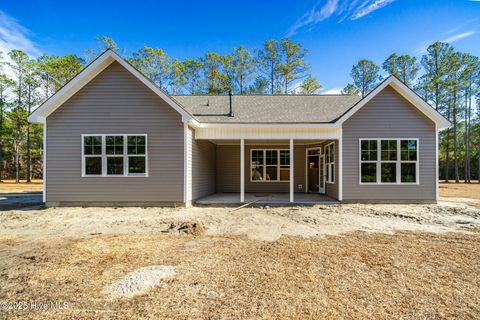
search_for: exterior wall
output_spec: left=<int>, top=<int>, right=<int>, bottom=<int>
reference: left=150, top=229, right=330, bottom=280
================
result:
left=191, top=131, right=216, bottom=200
left=342, top=86, right=436, bottom=201
left=46, top=61, right=185, bottom=204
left=216, top=144, right=309, bottom=194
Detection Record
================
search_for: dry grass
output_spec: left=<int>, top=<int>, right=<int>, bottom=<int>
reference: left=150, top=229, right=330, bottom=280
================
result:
left=0, top=231, right=479, bottom=319
left=0, top=180, right=42, bottom=194
left=440, top=182, right=480, bottom=206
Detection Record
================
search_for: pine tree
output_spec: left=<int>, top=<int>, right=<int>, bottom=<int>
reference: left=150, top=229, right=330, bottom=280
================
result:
left=350, top=59, right=381, bottom=97
left=257, top=40, right=281, bottom=94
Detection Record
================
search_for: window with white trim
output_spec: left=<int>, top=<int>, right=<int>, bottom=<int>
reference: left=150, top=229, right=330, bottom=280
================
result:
left=251, top=149, right=290, bottom=182
left=324, top=142, right=335, bottom=183
left=360, top=139, right=418, bottom=184
left=82, top=134, right=147, bottom=177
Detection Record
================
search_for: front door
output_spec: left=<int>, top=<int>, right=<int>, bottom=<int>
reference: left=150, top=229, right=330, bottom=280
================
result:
left=307, top=148, right=325, bottom=194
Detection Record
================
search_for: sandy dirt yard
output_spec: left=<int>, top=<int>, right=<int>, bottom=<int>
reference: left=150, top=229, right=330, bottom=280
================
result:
left=0, top=199, right=479, bottom=319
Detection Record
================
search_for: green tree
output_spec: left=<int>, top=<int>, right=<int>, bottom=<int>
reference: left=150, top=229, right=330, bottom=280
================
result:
left=341, top=83, right=360, bottom=95
left=37, top=54, right=84, bottom=98
left=129, top=46, right=171, bottom=90
left=169, top=59, right=187, bottom=94
left=382, top=53, right=419, bottom=86
left=183, top=59, right=203, bottom=94
left=298, top=75, right=322, bottom=94
left=421, top=42, right=454, bottom=111
left=202, top=52, right=230, bottom=94
left=257, top=40, right=281, bottom=94
left=459, top=54, right=479, bottom=182
left=0, top=53, right=14, bottom=181
left=350, top=59, right=381, bottom=97
left=7, top=50, right=30, bottom=182
left=86, top=36, right=119, bottom=61
left=445, top=52, right=466, bottom=182
left=278, top=38, right=309, bottom=94
left=24, top=59, right=41, bottom=182
left=229, top=46, right=255, bottom=94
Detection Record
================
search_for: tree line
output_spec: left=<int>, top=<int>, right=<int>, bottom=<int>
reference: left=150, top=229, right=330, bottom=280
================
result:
left=0, top=36, right=478, bottom=183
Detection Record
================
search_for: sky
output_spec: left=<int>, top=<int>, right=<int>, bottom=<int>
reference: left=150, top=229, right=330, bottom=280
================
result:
left=0, top=0, right=479, bottom=93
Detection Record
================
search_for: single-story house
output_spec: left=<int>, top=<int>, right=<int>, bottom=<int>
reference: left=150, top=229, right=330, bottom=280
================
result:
left=29, top=50, right=451, bottom=207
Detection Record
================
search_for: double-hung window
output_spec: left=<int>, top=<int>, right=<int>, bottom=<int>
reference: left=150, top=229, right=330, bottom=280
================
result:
left=251, top=149, right=290, bottom=182
left=360, top=138, right=418, bottom=184
left=324, top=142, right=335, bottom=183
left=82, top=134, right=147, bottom=177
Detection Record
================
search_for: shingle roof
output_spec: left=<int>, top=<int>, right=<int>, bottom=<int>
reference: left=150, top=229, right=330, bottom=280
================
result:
left=172, top=95, right=362, bottom=123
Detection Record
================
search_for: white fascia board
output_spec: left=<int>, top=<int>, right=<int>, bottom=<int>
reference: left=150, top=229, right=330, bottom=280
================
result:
left=195, top=122, right=340, bottom=129
left=336, top=76, right=451, bottom=130
left=28, top=50, right=194, bottom=124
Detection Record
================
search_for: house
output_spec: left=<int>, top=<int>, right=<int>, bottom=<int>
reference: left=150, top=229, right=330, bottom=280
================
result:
left=28, top=50, right=451, bottom=207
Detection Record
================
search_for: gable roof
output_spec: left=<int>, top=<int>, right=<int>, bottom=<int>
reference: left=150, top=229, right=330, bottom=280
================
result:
left=336, top=76, right=451, bottom=129
left=29, top=50, right=450, bottom=130
left=173, top=94, right=361, bottom=123
left=28, top=49, right=194, bottom=123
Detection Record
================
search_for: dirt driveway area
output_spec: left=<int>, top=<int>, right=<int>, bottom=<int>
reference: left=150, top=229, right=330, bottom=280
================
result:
left=0, top=199, right=479, bottom=319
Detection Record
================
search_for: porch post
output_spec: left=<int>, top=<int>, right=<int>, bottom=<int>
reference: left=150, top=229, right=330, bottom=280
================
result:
left=240, top=139, right=245, bottom=203
left=338, top=130, right=343, bottom=201
left=290, top=138, right=294, bottom=203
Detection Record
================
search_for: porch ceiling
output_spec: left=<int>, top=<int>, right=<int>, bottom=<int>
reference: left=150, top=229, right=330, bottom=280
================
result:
left=208, top=139, right=334, bottom=145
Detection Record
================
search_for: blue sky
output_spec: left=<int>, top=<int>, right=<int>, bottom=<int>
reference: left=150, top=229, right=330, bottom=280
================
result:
left=0, top=0, right=479, bottom=93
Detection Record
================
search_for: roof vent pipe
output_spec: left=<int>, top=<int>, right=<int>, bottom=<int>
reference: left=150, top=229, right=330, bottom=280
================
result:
left=228, top=90, right=234, bottom=117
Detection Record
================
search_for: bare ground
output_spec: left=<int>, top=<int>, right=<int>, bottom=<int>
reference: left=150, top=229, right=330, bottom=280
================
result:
left=0, top=199, right=479, bottom=319
left=0, top=180, right=42, bottom=194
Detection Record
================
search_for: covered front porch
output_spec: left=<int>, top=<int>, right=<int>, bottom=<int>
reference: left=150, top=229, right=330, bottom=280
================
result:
left=188, top=123, right=343, bottom=205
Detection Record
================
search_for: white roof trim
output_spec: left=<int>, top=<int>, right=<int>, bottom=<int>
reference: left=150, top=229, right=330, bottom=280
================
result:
left=28, top=49, right=193, bottom=124
left=336, top=76, right=451, bottom=130
left=193, top=122, right=340, bottom=129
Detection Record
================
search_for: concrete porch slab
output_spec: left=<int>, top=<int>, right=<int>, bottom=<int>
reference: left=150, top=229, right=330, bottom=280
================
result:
left=195, top=193, right=338, bottom=205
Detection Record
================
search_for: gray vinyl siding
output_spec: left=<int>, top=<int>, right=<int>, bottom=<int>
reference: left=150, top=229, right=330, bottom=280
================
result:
left=191, top=135, right=216, bottom=200
left=342, top=86, right=436, bottom=201
left=46, top=61, right=184, bottom=203
left=215, top=144, right=308, bottom=194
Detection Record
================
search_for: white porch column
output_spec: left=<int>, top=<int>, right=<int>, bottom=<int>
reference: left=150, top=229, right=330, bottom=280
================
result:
left=338, top=132, right=343, bottom=201
left=240, top=139, right=245, bottom=203
left=290, top=139, right=294, bottom=203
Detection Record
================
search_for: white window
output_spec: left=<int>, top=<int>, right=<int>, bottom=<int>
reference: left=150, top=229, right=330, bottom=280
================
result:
left=359, top=138, right=418, bottom=184
left=251, top=149, right=290, bottom=182
left=324, top=142, right=335, bottom=183
left=82, top=134, right=148, bottom=177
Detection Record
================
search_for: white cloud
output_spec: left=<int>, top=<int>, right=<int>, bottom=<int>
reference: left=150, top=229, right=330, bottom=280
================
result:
left=441, top=30, right=476, bottom=44
left=322, top=87, right=342, bottom=94
left=350, top=0, right=395, bottom=20
left=0, top=10, right=41, bottom=58
left=287, top=0, right=339, bottom=37
left=287, top=0, right=396, bottom=36
left=414, top=30, right=477, bottom=55
left=443, top=18, right=478, bottom=35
